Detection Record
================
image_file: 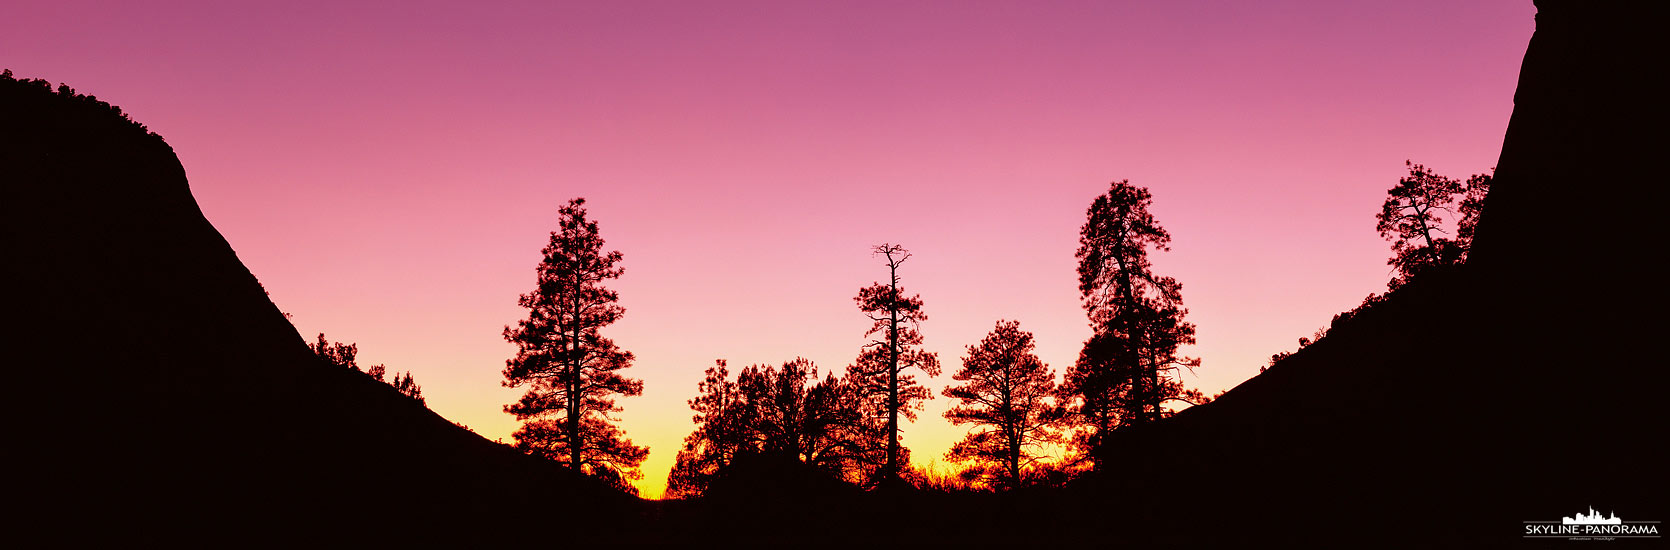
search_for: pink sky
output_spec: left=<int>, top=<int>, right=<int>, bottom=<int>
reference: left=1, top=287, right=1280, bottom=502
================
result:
left=6, top=1, right=1533, bottom=498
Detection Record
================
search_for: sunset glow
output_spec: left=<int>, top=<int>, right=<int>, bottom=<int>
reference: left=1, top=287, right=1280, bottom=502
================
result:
left=5, top=1, right=1534, bottom=498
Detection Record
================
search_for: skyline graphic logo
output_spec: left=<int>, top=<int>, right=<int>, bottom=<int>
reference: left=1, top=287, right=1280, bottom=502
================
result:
left=1525, top=507, right=1660, bottom=540
left=1565, top=507, right=1622, bottom=526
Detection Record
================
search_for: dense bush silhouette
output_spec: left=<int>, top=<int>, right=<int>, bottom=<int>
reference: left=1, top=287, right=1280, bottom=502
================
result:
left=668, top=358, right=869, bottom=497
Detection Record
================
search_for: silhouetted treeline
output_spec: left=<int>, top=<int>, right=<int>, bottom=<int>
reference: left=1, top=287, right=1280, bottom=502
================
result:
left=0, top=69, right=162, bottom=143
left=666, top=358, right=869, bottom=498
left=311, top=333, right=424, bottom=403
left=669, top=190, right=1223, bottom=497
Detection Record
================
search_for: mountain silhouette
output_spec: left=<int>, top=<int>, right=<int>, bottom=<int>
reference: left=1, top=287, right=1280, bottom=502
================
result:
left=2, top=73, right=635, bottom=543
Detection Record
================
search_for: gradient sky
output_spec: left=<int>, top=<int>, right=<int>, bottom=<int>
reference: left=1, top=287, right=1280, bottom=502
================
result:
left=6, top=1, right=1533, bottom=498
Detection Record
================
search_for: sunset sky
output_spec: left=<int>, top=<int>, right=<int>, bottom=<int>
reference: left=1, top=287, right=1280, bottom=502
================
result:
left=5, top=1, right=1533, bottom=498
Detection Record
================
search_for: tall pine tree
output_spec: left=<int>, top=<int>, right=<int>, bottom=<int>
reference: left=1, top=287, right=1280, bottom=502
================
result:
left=1064, top=181, right=1199, bottom=469
left=502, top=198, right=647, bottom=492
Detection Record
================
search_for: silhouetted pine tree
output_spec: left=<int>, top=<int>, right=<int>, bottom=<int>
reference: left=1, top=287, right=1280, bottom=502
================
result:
left=391, top=371, right=423, bottom=404
left=1377, top=161, right=1465, bottom=287
left=942, top=320, right=1062, bottom=489
left=1064, top=180, right=1199, bottom=469
left=850, top=244, right=940, bottom=486
left=501, top=197, right=646, bottom=492
left=1376, top=161, right=1492, bottom=289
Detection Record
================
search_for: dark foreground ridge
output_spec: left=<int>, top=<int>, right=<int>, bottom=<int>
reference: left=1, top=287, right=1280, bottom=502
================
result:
left=3, top=0, right=1661, bottom=545
left=1, top=73, right=635, bottom=543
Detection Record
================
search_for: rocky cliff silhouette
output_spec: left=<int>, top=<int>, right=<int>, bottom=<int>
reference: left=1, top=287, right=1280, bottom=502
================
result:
left=1, top=72, right=635, bottom=543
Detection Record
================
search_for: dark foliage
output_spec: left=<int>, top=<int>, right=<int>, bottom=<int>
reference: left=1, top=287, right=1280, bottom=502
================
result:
left=666, top=360, right=748, bottom=498
left=389, top=370, right=424, bottom=403
left=739, top=358, right=868, bottom=475
left=310, top=332, right=360, bottom=370
left=668, top=358, right=867, bottom=497
left=1455, top=172, right=1491, bottom=252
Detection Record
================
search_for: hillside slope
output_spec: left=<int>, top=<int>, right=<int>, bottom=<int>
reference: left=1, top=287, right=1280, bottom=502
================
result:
left=1, top=72, right=636, bottom=542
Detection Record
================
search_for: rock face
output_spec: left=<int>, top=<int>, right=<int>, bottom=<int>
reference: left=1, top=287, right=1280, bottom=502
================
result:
left=1, top=73, right=632, bottom=542
left=1470, top=0, right=1662, bottom=278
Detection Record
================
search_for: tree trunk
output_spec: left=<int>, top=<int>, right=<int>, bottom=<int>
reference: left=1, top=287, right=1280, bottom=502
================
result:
left=886, top=264, right=901, bottom=482
left=1148, top=347, right=1160, bottom=423
left=1002, top=416, right=1015, bottom=484
left=569, top=297, right=583, bottom=472
left=1004, top=377, right=1020, bottom=487
left=1114, top=238, right=1142, bottom=426
left=1414, top=204, right=1443, bottom=268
